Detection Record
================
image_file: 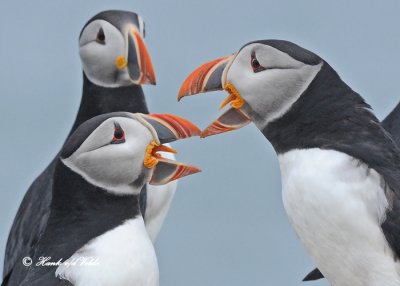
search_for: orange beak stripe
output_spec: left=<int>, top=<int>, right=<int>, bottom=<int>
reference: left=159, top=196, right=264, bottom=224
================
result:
left=171, top=164, right=201, bottom=181
left=178, top=56, right=231, bottom=99
left=200, top=108, right=252, bottom=138
left=148, top=114, right=201, bottom=139
left=133, top=31, right=156, bottom=85
left=201, top=121, right=236, bottom=138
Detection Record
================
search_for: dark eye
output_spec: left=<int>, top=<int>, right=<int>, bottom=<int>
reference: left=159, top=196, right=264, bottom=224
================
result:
left=111, top=126, right=125, bottom=144
left=96, top=28, right=105, bottom=44
left=251, top=52, right=266, bottom=73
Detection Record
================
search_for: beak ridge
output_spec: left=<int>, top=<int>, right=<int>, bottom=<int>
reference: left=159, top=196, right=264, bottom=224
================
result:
left=140, top=114, right=201, bottom=143
left=178, top=55, right=234, bottom=100
left=133, top=31, right=156, bottom=85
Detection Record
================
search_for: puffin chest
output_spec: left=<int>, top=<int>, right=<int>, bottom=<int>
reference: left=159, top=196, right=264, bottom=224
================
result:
left=55, top=217, right=159, bottom=286
left=277, top=148, right=400, bottom=286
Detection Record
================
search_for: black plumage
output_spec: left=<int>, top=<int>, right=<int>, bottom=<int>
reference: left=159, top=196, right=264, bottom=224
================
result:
left=383, top=103, right=400, bottom=147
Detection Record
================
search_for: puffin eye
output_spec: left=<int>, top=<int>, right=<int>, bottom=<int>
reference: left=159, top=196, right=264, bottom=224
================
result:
left=96, top=28, right=106, bottom=44
left=111, top=125, right=125, bottom=144
left=251, top=52, right=266, bottom=73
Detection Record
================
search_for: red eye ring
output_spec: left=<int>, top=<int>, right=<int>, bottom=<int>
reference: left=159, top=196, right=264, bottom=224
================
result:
left=251, top=52, right=266, bottom=73
left=111, top=127, right=125, bottom=144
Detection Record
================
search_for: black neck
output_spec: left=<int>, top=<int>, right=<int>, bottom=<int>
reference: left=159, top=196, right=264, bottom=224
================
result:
left=262, top=62, right=400, bottom=192
left=263, top=63, right=378, bottom=153
left=34, top=161, right=140, bottom=261
left=69, top=74, right=149, bottom=134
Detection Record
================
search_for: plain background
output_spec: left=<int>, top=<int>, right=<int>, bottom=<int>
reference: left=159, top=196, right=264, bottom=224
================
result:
left=1, top=1, right=400, bottom=285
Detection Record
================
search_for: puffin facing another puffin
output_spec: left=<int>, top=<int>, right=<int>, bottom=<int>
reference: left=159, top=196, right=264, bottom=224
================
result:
left=179, top=40, right=400, bottom=286
left=5, top=112, right=200, bottom=286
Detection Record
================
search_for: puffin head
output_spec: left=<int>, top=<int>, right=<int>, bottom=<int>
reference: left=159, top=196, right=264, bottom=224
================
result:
left=79, top=10, right=156, bottom=88
left=61, top=112, right=201, bottom=195
left=178, top=40, right=323, bottom=136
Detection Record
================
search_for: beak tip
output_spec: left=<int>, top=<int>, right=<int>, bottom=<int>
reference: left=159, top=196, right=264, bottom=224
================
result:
left=189, top=166, right=202, bottom=176
left=142, top=79, right=156, bottom=85
left=200, top=130, right=210, bottom=138
left=177, top=88, right=189, bottom=101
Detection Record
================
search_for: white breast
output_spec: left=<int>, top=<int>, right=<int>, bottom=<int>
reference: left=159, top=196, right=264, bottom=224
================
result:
left=56, top=217, right=159, bottom=286
left=278, top=148, right=400, bottom=286
left=144, top=145, right=177, bottom=242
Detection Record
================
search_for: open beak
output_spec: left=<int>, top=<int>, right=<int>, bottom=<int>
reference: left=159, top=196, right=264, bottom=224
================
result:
left=115, top=30, right=156, bottom=85
left=138, top=114, right=201, bottom=185
left=178, top=55, right=252, bottom=138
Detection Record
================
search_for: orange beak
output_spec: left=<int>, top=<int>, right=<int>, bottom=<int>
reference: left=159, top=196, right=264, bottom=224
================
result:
left=139, top=113, right=201, bottom=185
left=178, top=55, right=234, bottom=100
left=178, top=55, right=252, bottom=138
left=127, top=31, right=156, bottom=85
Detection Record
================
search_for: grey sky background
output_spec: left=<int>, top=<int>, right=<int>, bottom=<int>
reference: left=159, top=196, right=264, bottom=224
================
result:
left=1, top=0, right=400, bottom=285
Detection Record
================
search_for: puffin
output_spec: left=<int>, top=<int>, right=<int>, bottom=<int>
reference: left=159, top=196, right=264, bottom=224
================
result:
left=178, top=40, right=400, bottom=286
left=3, top=10, right=173, bottom=283
left=4, top=112, right=201, bottom=286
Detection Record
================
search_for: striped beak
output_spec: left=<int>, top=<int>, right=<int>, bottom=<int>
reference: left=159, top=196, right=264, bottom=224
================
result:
left=138, top=114, right=201, bottom=185
left=129, top=31, right=156, bottom=85
left=115, top=30, right=156, bottom=85
left=178, top=55, right=251, bottom=138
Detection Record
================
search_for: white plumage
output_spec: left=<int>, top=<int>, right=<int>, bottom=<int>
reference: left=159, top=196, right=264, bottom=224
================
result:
left=56, top=218, right=159, bottom=286
left=278, top=148, right=400, bottom=286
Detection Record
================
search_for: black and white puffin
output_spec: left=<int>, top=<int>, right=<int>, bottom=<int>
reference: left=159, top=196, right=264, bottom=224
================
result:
left=4, top=10, right=175, bottom=283
left=179, top=40, right=400, bottom=286
left=5, top=112, right=200, bottom=286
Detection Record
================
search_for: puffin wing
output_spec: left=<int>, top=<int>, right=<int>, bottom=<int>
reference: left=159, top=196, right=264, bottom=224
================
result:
left=3, top=158, right=56, bottom=281
left=382, top=103, right=400, bottom=147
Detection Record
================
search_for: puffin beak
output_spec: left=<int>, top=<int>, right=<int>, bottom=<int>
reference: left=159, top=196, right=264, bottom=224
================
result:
left=125, top=30, right=156, bottom=85
left=178, top=55, right=252, bottom=138
left=138, top=114, right=201, bottom=185
left=178, top=55, right=234, bottom=99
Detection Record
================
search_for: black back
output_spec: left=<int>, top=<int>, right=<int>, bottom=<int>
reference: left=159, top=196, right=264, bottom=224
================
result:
left=383, top=103, right=400, bottom=147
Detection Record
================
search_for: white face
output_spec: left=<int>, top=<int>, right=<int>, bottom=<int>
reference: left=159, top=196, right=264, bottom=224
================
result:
left=62, top=117, right=153, bottom=195
left=79, top=20, right=144, bottom=88
left=226, top=43, right=322, bottom=129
